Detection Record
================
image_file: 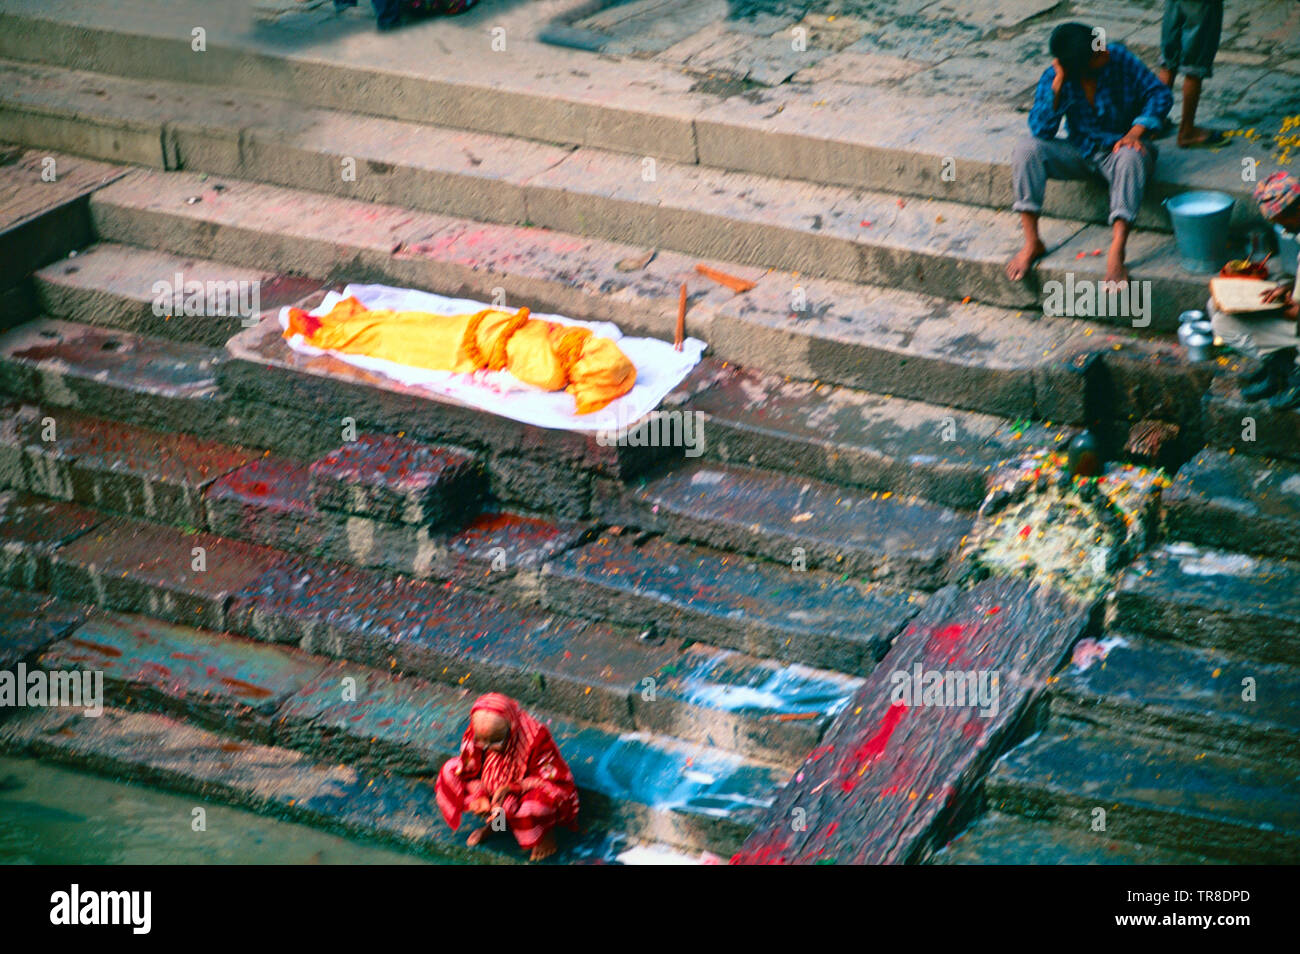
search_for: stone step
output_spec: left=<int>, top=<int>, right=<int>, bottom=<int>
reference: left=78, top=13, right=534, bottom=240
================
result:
left=1163, top=449, right=1300, bottom=561
left=680, top=362, right=1076, bottom=509
left=1, top=57, right=1213, bottom=319
left=0, top=399, right=258, bottom=528
left=3, top=497, right=846, bottom=765
left=985, top=728, right=1300, bottom=864
left=222, top=549, right=848, bottom=768
left=0, top=315, right=673, bottom=521
left=71, top=184, right=1129, bottom=423
left=1112, top=543, right=1300, bottom=666
left=0, top=491, right=102, bottom=591
left=1202, top=373, right=1300, bottom=465
left=0, top=15, right=1257, bottom=230
left=930, top=811, right=1223, bottom=865
left=32, top=608, right=787, bottom=854
left=1051, top=635, right=1300, bottom=770
left=0, top=585, right=89, bottom=671
left=599, top=461, right=972, bottom=588
left=0, top=316, right=327, bottom=456
left=540, top=532, right=917, bottom=676
left=0, top=317, right=224, bottom=420
left=33, top=241, right=325, bottom=346
left=306, top=433, right=483, bottom=529
left=0, top=146, right=127, bottom=331
left=204, top=452, right=587, bottom=602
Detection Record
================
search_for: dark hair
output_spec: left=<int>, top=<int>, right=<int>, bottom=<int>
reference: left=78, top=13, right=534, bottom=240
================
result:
left=1050, top=22, right=1096, bottom=76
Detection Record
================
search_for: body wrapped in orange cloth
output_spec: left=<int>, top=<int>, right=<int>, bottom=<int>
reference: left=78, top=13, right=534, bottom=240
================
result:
left=285, top=296, right=637, bottom=414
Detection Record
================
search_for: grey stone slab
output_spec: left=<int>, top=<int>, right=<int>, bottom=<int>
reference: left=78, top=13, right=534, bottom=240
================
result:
left=0, top=587, right=87, bottom=672
left=1114, top=543, right=1300, bottom=666
left=1164, top=448, right=1300, bottom=561
left=683, top=361, right=1075, bottom=508
left=986, top=728, right=1300, bottom=864
left=844, top=15, right=983, bottom=62
left=703, top=270, right=1093, bottom=421
left=932, top=810, right=1224, bottom=865
left=541, top=532, right=915, bottom=674
left=1052, top=635, right=1300, bottom=769
left=919, top=0, right=1064, bottom=34
left=612, top=461, right=973, bottom=588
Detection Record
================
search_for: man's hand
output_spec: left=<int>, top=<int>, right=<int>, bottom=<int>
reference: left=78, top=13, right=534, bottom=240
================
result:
left=1051, top=58, right=1067, bottom=107
left=491, top=783, right=518, bottom=806
left=467, top=795, right=491, bottom=816
left=1113, top=125, right=1149, bottom=155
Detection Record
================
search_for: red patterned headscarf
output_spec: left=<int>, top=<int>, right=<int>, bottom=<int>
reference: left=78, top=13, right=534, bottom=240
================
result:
left=1255, top=171, right=1300, bottom=221
left=460, top=693, right=545, bottom=794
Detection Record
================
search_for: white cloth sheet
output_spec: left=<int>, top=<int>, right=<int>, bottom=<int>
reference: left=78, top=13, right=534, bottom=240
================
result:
left=279, top=283, right=705, bottom=434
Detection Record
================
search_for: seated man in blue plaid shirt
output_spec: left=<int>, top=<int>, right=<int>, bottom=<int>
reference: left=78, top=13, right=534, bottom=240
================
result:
left=1006, top=23, right=1173, bottom=285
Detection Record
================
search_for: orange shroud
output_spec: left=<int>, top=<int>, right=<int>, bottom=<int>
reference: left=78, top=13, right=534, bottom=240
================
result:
left=285, top=296, right=637, bottom=414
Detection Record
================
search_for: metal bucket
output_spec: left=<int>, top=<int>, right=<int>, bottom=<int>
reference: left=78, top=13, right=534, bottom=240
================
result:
left=1165, top=191, right=1235, bottom=273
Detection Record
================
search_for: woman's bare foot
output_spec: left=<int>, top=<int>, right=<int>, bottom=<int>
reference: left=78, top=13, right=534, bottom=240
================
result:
left=466, top=826, right=492, bottom=848
left=529, top=830, right=558, bottom=862
left=1006, top=240, right=1048, bottom=281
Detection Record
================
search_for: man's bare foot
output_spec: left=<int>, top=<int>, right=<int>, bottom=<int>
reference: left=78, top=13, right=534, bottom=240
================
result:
left=1006, top=240, right=1047, bottom=281
left=467, top=826, right=492, bottom=847
left=529, top=830, right=558, bottom=861
left=1104, top=251, right=1129, bottom=285
left=1176, top=127, right=1225, bottom=148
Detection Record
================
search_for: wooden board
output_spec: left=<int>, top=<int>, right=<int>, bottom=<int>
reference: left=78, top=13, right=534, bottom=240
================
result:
left=732, top=578, right=1093, bottom=865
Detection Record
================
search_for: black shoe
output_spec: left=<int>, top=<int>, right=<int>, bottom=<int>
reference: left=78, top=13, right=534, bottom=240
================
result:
left=1240, top=363, right=1272, bottom=388
left=1268, top=367, right=1300, bottom=411
left=1241, top=349, right=1296, bottom=401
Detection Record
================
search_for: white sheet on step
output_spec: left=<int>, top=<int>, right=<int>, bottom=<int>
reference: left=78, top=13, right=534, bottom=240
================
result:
left=278, top=283, right=706, bottom=434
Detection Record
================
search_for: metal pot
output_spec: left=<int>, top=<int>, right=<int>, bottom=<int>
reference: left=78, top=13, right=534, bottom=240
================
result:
left=1185, top=329, right=1215, bottom=362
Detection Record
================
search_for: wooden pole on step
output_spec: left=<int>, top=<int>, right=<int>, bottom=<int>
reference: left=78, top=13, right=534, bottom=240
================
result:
left=675, top=282, right=687, bottom=352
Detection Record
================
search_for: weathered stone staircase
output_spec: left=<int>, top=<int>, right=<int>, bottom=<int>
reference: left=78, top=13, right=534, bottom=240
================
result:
left=0, top=0, right=1297, bottom=864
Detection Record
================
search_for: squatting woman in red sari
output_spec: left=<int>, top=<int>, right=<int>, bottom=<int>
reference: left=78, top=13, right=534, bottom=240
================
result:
left=436, top=693, right=579, bottom=861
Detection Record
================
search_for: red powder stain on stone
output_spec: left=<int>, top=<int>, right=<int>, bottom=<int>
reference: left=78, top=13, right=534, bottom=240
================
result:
left=171, top=651, right=204, bottom=662
left=806, top=744, right=835, bottom=763
left=933, top=624, right=965, bottom=642
left=69, top=637, right=123, bottom=658
left=1018, top=525, right=1032, bottom=539
left=824, top=822, right=839, bottom=838
left=218, top=676, right=274, bottom=699
left=841, top=702, right=907, bottom=791
left=730, top=834, right=791, bottom=866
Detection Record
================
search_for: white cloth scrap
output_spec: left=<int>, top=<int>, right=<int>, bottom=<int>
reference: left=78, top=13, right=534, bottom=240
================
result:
left=278, top=283, right=705, bottom=434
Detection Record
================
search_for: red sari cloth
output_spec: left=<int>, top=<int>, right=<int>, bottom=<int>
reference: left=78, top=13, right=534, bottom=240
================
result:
left=436, top=693, right=579, bottom=849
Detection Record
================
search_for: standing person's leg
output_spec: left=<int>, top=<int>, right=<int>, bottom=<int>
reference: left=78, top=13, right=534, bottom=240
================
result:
left=1157, top=0, right=1183, bottom=89
left=1172, top=1, right=1224, bottom=146
left=1096, top=143, right=1155, bottom=283
left=1007, top=135, right=1098, bottom=280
